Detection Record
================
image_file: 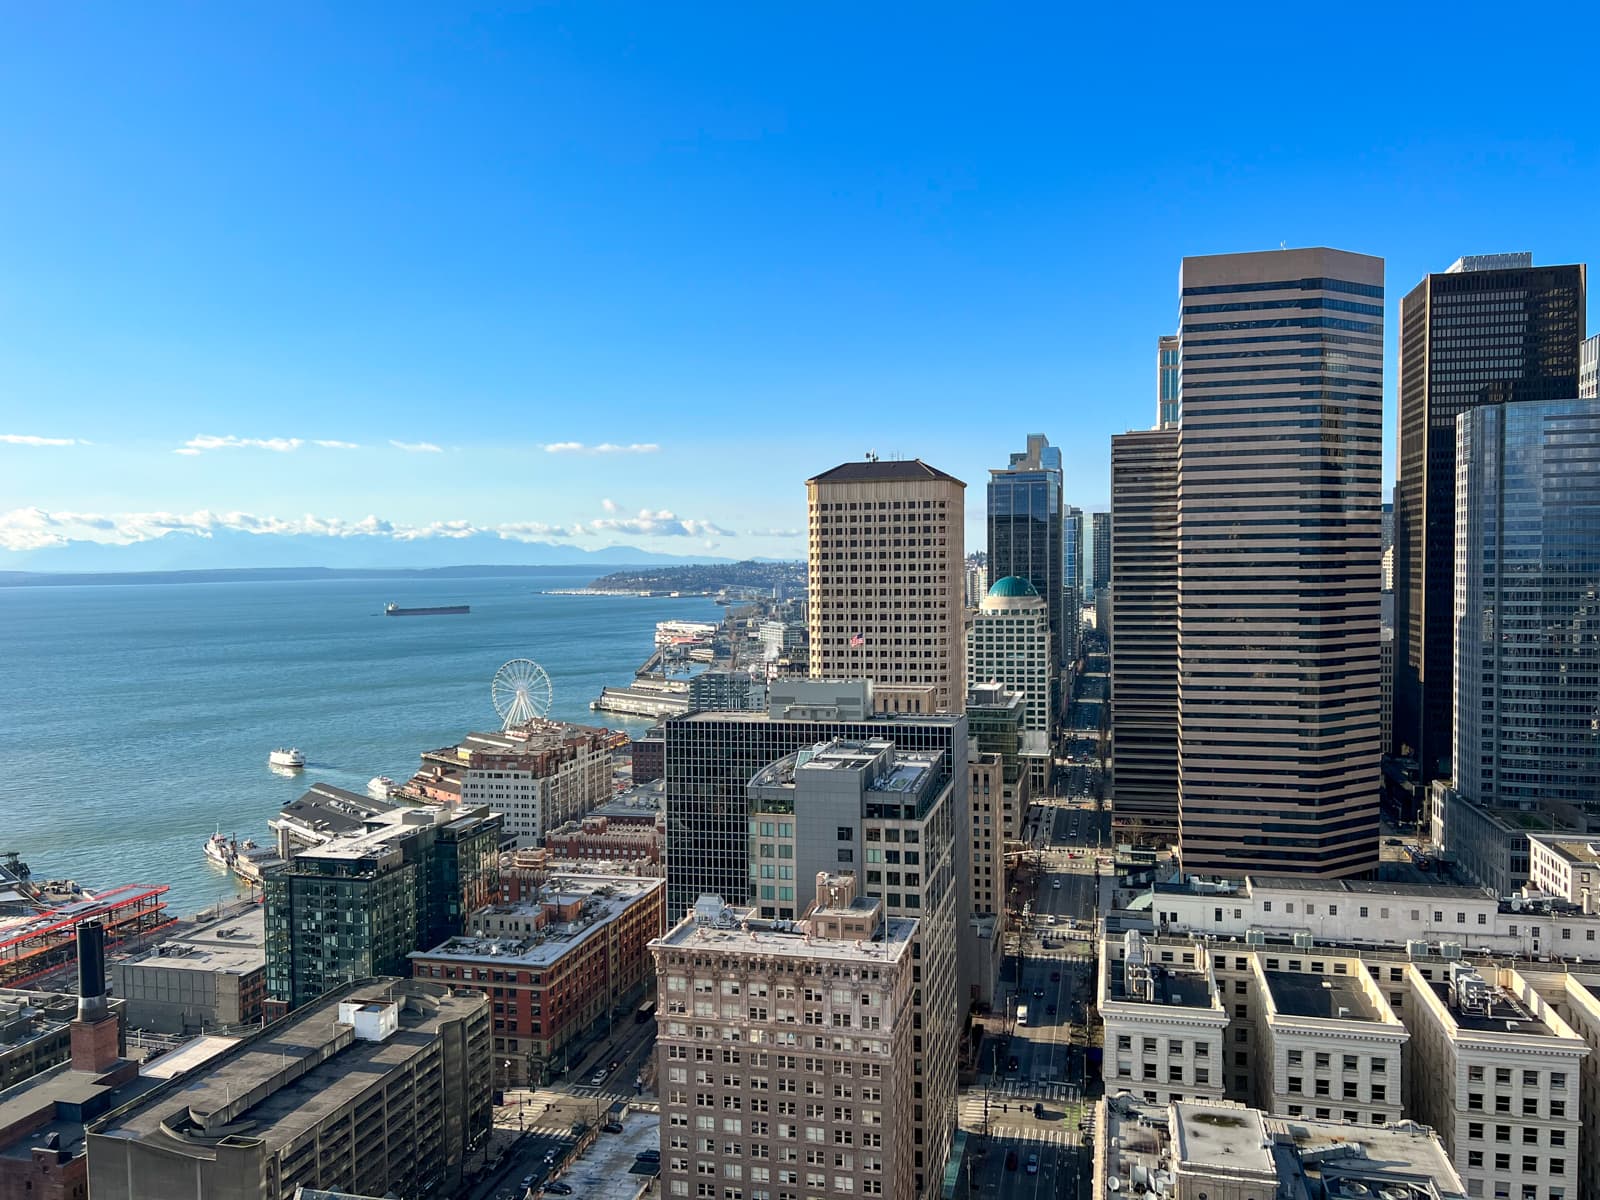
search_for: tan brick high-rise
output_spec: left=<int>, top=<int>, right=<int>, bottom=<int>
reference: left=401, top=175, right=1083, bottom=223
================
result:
left=1176, top=248, right=1384, bottom=878
left=807, top=459, right=966, bottom=713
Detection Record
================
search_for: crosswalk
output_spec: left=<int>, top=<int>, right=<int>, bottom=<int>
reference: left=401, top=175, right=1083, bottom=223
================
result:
left=990, top=1080, right=1082, bottom=1101
left=986, top=1124, right=1080, bottom=1148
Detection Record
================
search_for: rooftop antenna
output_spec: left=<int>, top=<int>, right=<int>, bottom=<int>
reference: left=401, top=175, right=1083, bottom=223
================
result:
left=865, top=449, right=878, bottom=462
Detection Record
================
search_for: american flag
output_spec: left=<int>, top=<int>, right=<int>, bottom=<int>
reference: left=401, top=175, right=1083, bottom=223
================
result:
left=849, top=634, right=865, bottom=647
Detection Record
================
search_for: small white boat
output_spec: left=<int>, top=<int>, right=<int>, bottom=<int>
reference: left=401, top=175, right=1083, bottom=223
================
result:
left=367, top=775, right=395, bottom=798
left=269, top=748, right=305, bottom=769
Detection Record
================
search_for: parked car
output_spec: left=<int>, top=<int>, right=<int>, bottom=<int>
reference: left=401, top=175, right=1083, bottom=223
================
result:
left=1026, top=1152, right=1040, bottom=1175
left=1005, top=1150, right=1019, bottom=1171
left=544, top=1184, right=574, bottom=1196
left=601, top=1121, right=624, bottom=1133
left=521, top=1177, right=535, bottom=1189
left=1052, top=880, right=1062, bottom=889
left=638, top=1149, right=662, bottom=1163
left=1006, top=1056, right=1020, bottom=1072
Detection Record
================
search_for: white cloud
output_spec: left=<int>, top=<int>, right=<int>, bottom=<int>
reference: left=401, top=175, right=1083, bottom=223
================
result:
left=1, top=507, right=592, bottom=553
left=1, top=502, right=731, bottom=552
left=747, top=528, right=802, bottom=538
left=496, top=522, right=574, bottom=542
left=1, top=434, right=81, bottom=447
left=579, top=507, right=733, bottom=538
left=543, top=442, right=660, bottom=455
left=177, top=434, right=305, bottom=455
left=390, top=440, right=443, bottom=454
left=313, top=439, right=361, bottom=450
left=600, top=498, right=619, bottom=513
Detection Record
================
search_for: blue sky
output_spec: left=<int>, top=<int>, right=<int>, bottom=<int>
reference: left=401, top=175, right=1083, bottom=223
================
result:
left=2, top=3, right=1595, bottom=562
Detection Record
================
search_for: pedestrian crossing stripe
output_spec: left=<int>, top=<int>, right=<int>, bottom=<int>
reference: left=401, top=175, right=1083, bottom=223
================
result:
left=984, top=1126, right=1080, bottom=1147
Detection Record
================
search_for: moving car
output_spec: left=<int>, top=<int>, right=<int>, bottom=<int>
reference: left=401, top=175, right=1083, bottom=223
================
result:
left=545, top=1185, right=574, bottom=1196
left=590, top=1068, right=609, bottom=1085
left=1006, top=1056, right=1020, bottom=1072
left=1005, top=1150, right=1019, bottom=1171
left=1052, top=880, right=1061, bottom=889
left=1026, top=1152, right=1040, bottom=1174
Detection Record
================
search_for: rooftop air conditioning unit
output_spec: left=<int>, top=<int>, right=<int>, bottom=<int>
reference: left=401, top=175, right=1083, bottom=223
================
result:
left=1292, top=932, right=1314, bottom=950
left=1245, top=930, right=1266, bottom=947
left=1406, top=939, right=1430, bottom=959
left=1439, top=942, right=1463, bottom=960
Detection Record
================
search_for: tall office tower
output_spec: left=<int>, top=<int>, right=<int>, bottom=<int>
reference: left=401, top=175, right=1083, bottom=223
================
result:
left=1393, top=254, right=1586, bottom=776
left=1176, top=248, right=1384, bottom=878
left=808, top=459, right=966, bottom=713
left=651, top=879, right=920, bottom=1200
left=1109, top=428, right=1180, bottom=844
left=1091, top=511, right=1112, bottom=596
left=987, top=435, right=1067, bottom=674
left=662, top=680, right=967, bottom=922
left=1158, top=333, right=1181, bottom=428
left=967, top=577, right=1053, bottom=791
left=1063, top=504, right=1084, bottom=663
left=1454, top=399, right=1600, bottom=824
left=745, top=740, right=959, bottom=1196
left=1582, top=332, right=1599, bottom=398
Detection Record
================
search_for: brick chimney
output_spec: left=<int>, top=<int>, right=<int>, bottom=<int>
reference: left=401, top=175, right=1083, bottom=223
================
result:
left=70, top=919, right=121, bottom=1074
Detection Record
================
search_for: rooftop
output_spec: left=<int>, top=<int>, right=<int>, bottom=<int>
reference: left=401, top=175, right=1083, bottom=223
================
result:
left=415, top=876, right=661, bottom=968
left=276, top=783, right=399, bottom=838
left=1170, top=1101, right=1273, bottom=1176
left=808, top=459, right=964, bottom=486
left=118, top=905, right=265, bottom=976
left=88, top=980, right=482, bottom=1154
left=985, top=575, right=1040, bottom=600
left=653, top=900, right=914, bottom=965
left=1111, top=963, right=1213, bottom=1009
left=1429, top=975, right=1554, bottom=1037
left=1540, top=839, right=1600, bottom=867
left=1264, top=970, right=1382, bottom=1023
left=294, top=804, right=496, bottom=865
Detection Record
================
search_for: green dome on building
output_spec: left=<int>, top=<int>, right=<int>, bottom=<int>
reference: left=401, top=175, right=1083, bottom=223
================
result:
left=986, top=575, right=1040, bottom=599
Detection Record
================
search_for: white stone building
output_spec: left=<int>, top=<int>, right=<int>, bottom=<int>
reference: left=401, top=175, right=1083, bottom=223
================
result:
left=1098, top=932, right=1228, bottom=1105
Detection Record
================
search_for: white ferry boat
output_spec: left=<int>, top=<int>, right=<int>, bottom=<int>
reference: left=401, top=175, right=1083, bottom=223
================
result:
left=654, top=619, right=718, bottom=646
left=367, top=776, right=396, bottom=798
left=269, top=748, right=305, bottom=769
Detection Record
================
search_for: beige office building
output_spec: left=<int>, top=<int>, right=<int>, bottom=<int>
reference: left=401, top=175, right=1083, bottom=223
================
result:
left=1176, top=248, right=1384, bottom=877
left=650, top=875, right=918, bottom=1200
left=807, top=459, right=966, bottom=714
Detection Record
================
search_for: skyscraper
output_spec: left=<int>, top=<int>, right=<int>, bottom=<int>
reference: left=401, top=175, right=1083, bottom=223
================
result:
left=1158, top=333, right=1181, bottom=428
left=808, top=458, right=966, bottom=713
left=1091, top=511, right=1112, bottom=595
left=1109, top=427, right=1180, bottom=844
left=987, top=435, right=1067, bottom=677
left=1175, top=248, right=1384, bottom=878
left=1393, top=255, right=1586, bottom=778
left=1063, top=504, right=1084, bottom=663
left=1581, top=332, right=1599, bottom=399
left=1454, top=399, right=1600, bottom=823
left=967, top=577, right=1052, bottom=791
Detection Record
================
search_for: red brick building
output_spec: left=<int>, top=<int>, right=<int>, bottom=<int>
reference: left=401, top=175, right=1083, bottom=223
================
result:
left=410, top=874, right=665, bottom=1086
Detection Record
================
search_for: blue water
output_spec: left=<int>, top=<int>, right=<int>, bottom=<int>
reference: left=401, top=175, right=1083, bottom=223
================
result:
left=0, top=570, right=719, bottom=915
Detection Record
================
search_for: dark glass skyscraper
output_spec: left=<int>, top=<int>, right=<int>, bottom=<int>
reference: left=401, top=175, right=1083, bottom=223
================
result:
left=1454, top=399, right=1600, bottom=821
left=1091, top=511, right=1111, bottom=596
left=987, top=434, right=1066, bottom=671
left=1394, top=255, right=1586, bottom=780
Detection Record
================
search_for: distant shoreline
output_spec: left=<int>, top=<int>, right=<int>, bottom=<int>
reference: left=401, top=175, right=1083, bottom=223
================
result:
left=0, top=564, right=646, bottom=589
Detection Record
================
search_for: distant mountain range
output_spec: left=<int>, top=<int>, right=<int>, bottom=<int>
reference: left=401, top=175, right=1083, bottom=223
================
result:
left=0, top=528, right=735, bottom=581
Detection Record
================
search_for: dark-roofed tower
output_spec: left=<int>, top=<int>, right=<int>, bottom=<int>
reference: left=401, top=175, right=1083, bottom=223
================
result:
left=806, top=458, right=966, bottom=712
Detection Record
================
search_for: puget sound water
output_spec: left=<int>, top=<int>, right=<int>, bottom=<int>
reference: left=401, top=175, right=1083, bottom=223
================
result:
left=0, top=568, right=720, bottom=915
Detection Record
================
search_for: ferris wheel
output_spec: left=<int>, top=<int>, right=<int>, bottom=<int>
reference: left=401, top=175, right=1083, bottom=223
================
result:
left=491, top=658, right=553, bottom=730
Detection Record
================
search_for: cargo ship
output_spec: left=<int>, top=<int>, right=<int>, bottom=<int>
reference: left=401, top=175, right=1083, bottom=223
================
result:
left=385, top=603, right=470, bottom=616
